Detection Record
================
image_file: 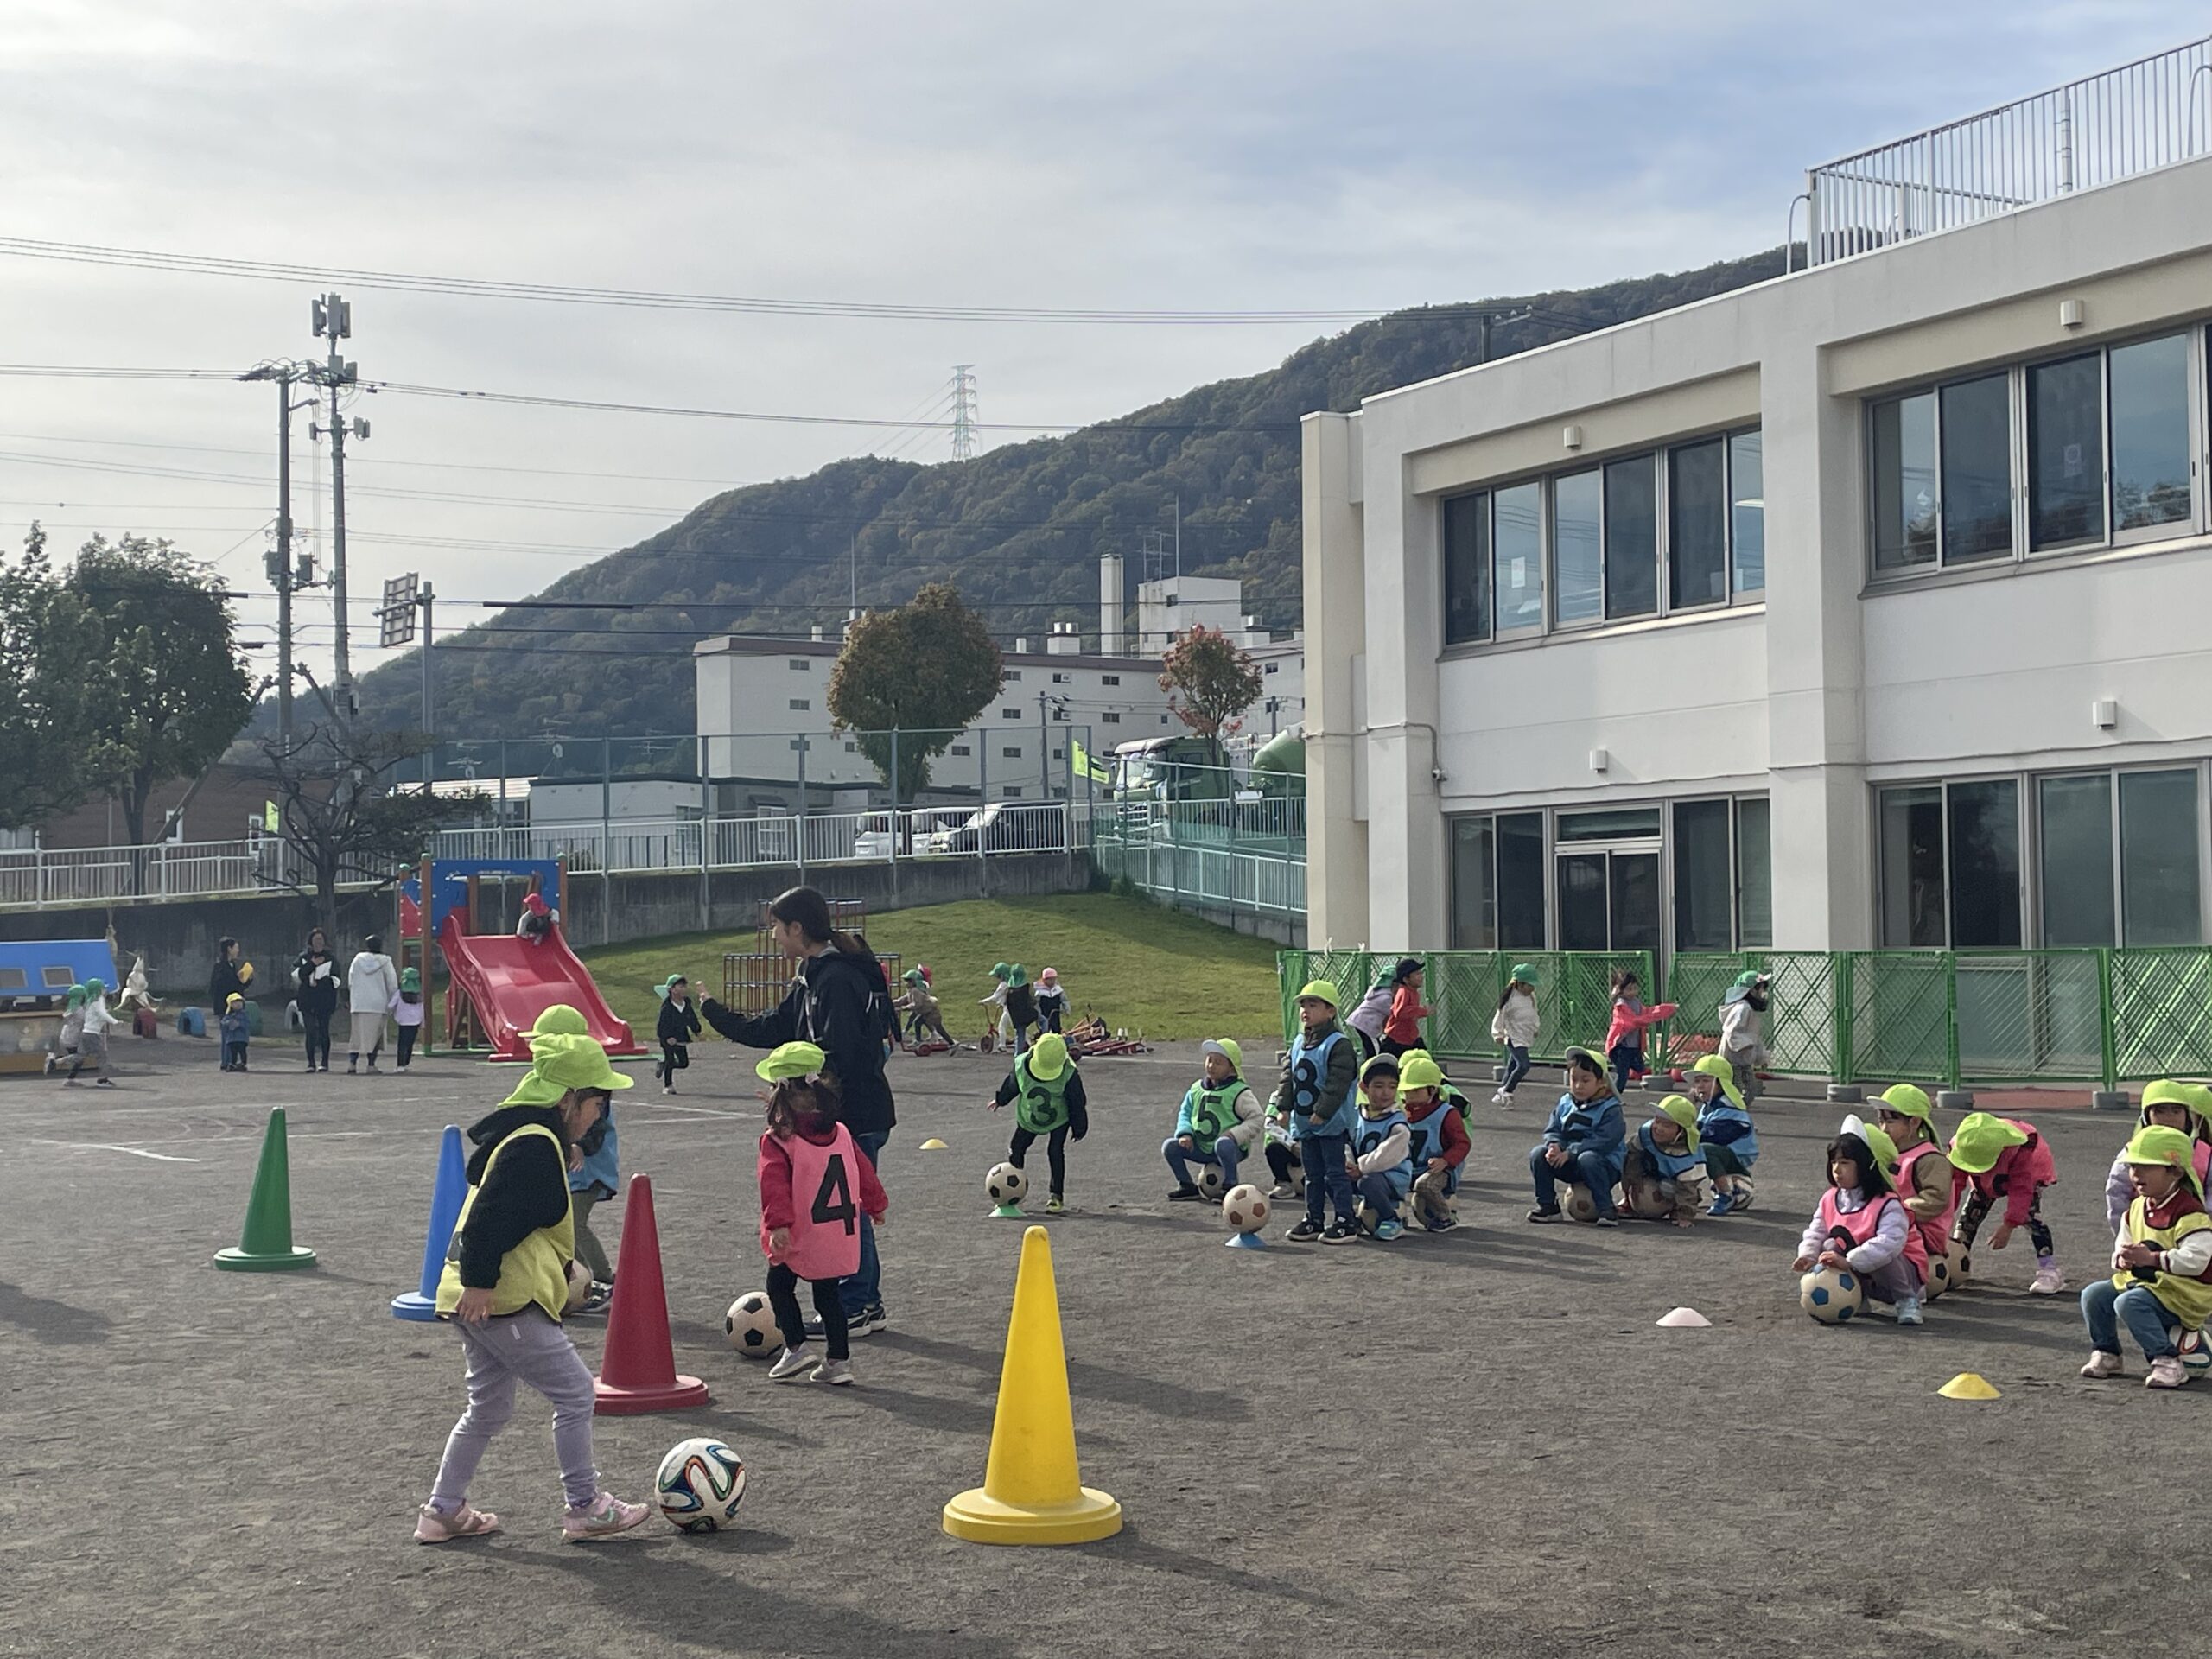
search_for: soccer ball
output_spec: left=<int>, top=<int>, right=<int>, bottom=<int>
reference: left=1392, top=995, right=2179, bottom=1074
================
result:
left=564, top=1260, right=591, bottom=1314
left=986, top=1161, right=1028, bottom=1207
left=1222, top=1184, right=1269, bottom=1233
left=1948, top=1242, right=1973, bottom=1289
left=1625, top=1180, right=1671, bottom=1221
left=1562, top=1185, right=1599, bottom=1224
left=723, top=1291, right=782, bottom=1357
left=2173, top=1327, right=2212, bottom=1376
left=1800, top=1265, right=1865, bottom=1325
left=1923, top=1250, right=1954, bottom=1300
left=654, top=1437, right=747, bottom=1533
left=1196, top=1165, right=1230, bottom=1202
left=1728, top=1177, right=1756, bottom=1213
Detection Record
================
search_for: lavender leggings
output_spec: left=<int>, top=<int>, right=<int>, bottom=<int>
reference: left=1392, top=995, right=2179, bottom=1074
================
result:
left=428, top=1308, right=600, bottom=1513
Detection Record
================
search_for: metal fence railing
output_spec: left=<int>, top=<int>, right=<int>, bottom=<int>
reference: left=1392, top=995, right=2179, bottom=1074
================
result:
left=1092, top=833, right=1305, bottom=921
left=0, top=836, right=304, bottom=907
left=1808, top=36, right=2212, bottom=264
left=1278, top=946, right=2212, bottom=1092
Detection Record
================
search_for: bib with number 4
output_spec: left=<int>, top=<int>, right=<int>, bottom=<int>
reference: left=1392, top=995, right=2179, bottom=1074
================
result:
left=766, top=1124, right=866, bottom=1281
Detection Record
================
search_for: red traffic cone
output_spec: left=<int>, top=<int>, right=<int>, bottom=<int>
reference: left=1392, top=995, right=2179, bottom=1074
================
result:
left=593, top=1173, right=709, bottom=1414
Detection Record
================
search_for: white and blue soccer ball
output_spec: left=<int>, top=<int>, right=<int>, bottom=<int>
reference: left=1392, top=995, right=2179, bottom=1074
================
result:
left=655, top=1438, right=747, bottom=1534
left=1800, top=1265, right=1864, bottom=1325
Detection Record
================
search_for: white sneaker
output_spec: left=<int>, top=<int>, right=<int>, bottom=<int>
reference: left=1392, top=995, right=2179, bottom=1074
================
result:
left=767, top=1342, right=820, bottom=1382
left=1268, top=1182, right=1295, bottom=1200
left=1491, top=1090, right=1512, bottom=1107
left=813, top=1357, right=855, bottom=1386
left=2030, top=1264, right=2066, bottom=1295
left=2079, top=1350, right=2123, bottom=1379
left=2148, top=1355, right=2190, bottom=1389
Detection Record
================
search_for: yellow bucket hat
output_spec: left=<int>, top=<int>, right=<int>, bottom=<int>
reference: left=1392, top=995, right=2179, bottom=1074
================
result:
left=504, top=1032, right=632, bottom=1104
left=524, top=1003, right=590, bottom=1039
left=1399, top=1052, right=1446, bottom=1093
left=1295, top=980, right=1340, bottom=1010
left=1653, top=1093, right=1701, bottom=1151
left=2123, top=1123, right=2203, bottom=1196
left=1689, top=1052, right=1745, bottom=1109
left=1947, top=1111, right=2027, bottom=1175
left=1025, top=1033, right=1071, bottom=1082
left=1875, top=1083, right=1935, bottom=1125
left=756, top=1040, right=826, bottom=1083
left=2141, top=1080, right=2212, bottom=1138
left=1840, top=1113, right=1903, bottom=1184
left=1200, top=1038, right=1244, bottom=1076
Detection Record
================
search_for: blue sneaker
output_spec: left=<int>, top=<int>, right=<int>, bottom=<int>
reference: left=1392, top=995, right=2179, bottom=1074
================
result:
left=1374, top=1219, right=1404, bottom=1242
left=1705, top=1192, right=1732, bottom=1218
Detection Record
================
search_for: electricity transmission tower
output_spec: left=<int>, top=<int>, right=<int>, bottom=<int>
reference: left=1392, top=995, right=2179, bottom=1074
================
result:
left=950, top=364, right=977, bottom=461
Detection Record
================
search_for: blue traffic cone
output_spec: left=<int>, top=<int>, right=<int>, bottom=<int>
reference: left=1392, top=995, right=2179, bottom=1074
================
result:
left=391, top=1125, right=467, bottom=1320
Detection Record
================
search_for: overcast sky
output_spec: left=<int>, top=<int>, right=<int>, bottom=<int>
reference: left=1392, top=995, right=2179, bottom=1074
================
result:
left=0, top=2, right=2195, bottom=688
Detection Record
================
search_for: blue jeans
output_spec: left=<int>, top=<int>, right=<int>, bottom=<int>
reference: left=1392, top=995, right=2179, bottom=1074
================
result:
left=839, top=1130, right=888, bottom=1317
left=1529, top=1144, right=1618, bottom=1217
left=1356, top=1171, right=1406, bottom=1225
left=1607, top=1042, right=1643, bottom=1096
left=1163, top=1135, right=1242, bottom=1191
left=2082, top=1278, right=2177, bottom=1359
left=1500, top=1045, right=1531, bottom=1096
left=1300, top=1132, right=1355, bottom=1225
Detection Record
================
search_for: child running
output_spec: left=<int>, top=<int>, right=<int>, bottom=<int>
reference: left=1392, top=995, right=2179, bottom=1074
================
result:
left=1349, top=1053, right=1413, bottom=1240
left=1273, top=979, right=1361, bottom=1244
left=393, top=968, right=425, bottom=1071
left=1689, top=1054, right=1758, bottom=1216
left=219, top=993, right=251, bottom=1072
left=757, top=1042, right=887, bottom=1385
left=67, top=979, right=117, bottom=1087
left=990, top=1031, right=1088, bottom=1214
left=1602, top=969, right=1675, bottom=1096
left=1527, top=1046, right=1625, bottom=1225
left=1872, top=1084, right=1957, bottom=1284
left=2105, top=1082, right=2212, bottom=1233
left=416, top=1030, right=647, bottom=1543
left=2082, top=1124, right=2212, bottom=1389
left=1165, top=1039, right=1261, bottom=1200
left=1948, top=1111, right=2064, bottom=1294
left=1398, top=1052, right=1471, bottom=1232
left=1489, top=965, right=1540, bottom=1107
left=1345, top=966, right=1394, bottom=1064
left=1718, top=971, right=1771, bottom=1105
left=1380, top=957, right=1431, bottom=1058
left=44, top=983, right=86, bottom=1076
left=655, top=976, right=701, bottom=1094
left=1621, top=1095, right=1706, bottom=1226
left=1793, top=1115, right=1926, bottom=1325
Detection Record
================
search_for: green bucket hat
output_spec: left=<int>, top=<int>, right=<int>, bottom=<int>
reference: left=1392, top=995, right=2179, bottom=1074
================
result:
left=1508, top=963, right=1540, bottom=988
left=2124, top=1123, right=2203, bottom=1197
left=1653, top=1093, right=1701, bottom=1151
left=901, top=968, right=923, bottom=985
left=1689, top=1053, right=1745, bottom=1110
left=756, top=1040, right=825, bottom=1083
left=990, top=962, right=1012, bottom=981
left=65, top=983, right=87, bottom=1010
left=1026, top=1032, right=1070, bottom=1081
left=1947, top=1111, right=2028, bottom=1175
left=2141, top=1079, right=2212, bottom=1138
left=85, top=978, right=105, bottom=997
left=1295, top=979, right=1340, bottom=1010
left=524, top=1004, right=590, bottom=1039
left=400, top=967, right=421, bottom=993
left=1007, top=964, right=1028, bottom=988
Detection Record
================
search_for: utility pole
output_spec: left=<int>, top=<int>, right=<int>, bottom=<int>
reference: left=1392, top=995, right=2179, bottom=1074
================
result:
left=1472, top=306, right=1533, bottom=367
left=1037, top=692, right=1066, bottom=798
left=311, top=293, right=366, bottom=723
left=418, top=582, right=435, bottom=781
left=951, top=365, right=977, bottom=462
left=242, top=361, right=307, bottom=751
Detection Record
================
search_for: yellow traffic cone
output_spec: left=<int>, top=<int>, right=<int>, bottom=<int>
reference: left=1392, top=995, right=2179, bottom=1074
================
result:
left=1938, top=1372, right=2001, bottom=1401
left=943, top=1225, right=1122, bottom=1546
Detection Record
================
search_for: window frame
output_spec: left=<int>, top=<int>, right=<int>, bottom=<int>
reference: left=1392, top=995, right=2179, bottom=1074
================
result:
left=1439, top=423, right=1762, bottom=652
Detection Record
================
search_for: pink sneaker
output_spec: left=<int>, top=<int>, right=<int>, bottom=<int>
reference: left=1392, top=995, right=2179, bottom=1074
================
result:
left=562, top=1491, right=650, bottom=1541
left=2029, top=1263, right=2066, bottom=1296
left=414, top=1502, right=499, bottom=1543
left=2148, top=1355, right=2190, bottom=1389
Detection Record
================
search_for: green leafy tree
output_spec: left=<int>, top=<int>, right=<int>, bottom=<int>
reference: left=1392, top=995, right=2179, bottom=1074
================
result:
left=826, top=582, right=1002, bottom=802
left=0, top=524, right=113, bottom=829
left=1159, top=624, right=1262, bottom=766
left=252, top=721, right=484, bottom=932
left=67, top=535, right=256, bottom=855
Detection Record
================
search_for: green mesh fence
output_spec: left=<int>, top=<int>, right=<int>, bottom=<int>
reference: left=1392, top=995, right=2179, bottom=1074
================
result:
left=2111, top=948, right=2212, bottom=1081
left=1274, top=949, right=1376, bottom=1046
left=1953, top=950, right=2108, bottom=1084
left=1423, top=952, right=1506, bottom=1058
left=1846, top=953, right=1954, bottom=1084
left=1657, top=955, right=1747, bottom=1071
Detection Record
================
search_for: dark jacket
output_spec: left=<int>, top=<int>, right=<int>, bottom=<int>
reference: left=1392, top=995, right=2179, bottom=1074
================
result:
left=658, top=997, right=702, bottom=1046
left=293, top=949, right=340, bottom=1016
left=209, top=957, right=248, bottom=1009
left=1006, top=982, right=1038, bottom=1028
left=454, top=1104, right=574, bottom=1291
left=702, top=946, right=896, bottom=1137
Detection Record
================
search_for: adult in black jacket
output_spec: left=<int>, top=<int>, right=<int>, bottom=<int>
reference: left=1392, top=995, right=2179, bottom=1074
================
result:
left=700, top=886, right=896, bottom=1334
left=294, top=926, right=341, bottom=1073
left=209, top=937, right=248, bottom=1014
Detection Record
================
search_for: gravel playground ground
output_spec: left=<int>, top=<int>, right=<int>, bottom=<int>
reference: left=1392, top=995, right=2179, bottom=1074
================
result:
left=0, top=1031, right=2182, bottom=1657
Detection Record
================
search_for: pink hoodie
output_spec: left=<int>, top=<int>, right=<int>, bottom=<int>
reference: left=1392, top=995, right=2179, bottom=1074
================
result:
left=1956, top=1128, right=2059, bottom=1228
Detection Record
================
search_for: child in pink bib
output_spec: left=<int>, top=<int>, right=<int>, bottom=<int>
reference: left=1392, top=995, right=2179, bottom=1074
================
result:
left=755, top=1043, right=888, bottom=1385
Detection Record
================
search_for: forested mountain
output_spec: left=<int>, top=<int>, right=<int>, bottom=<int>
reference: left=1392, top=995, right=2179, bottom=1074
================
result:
left=345, top=247, right=1788, bottom=743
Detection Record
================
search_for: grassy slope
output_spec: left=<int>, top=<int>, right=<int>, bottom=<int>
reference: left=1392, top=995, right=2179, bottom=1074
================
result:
left=577, top=893, right=1284, bottom=1041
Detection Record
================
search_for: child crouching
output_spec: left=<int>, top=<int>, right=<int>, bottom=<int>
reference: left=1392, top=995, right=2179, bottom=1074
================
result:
left=1397, top=1052, right=1470, bottom=1232
left=1793, top=1116, right=1926, bottom=1325
left=1621, top=1094, right=1707, bottom=1226
left=1165, top=1039, right=1260, bottom=1200
left=1527, top=1047, right=1624, bottom=1225
left=2083, top=1125, right=2212, bottom=1389
left=1349, top=1055, right=1413, bottom=1241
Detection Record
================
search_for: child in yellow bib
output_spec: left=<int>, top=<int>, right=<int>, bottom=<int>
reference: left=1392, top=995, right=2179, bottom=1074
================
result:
left=2082, top=1125, right=2212, bottom=1390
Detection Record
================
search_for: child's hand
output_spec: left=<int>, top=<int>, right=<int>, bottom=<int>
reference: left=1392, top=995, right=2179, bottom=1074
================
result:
left=872, top=1206, right=889, bottom=1231
left=1177, top=1135, right=1196, bottom=1152
left=988, top=1098, right=1004, bottom=1112
left=1989, top=1223, right=2014, bottom=1250
left=1792, top=1254, right=1815, bottom=1272
left=1306, top=1113, right=1326, bottom=1128
left=569, top=1145, right=583, bottom=1173
left=767, top=1225, right=791, bottom=1258
left=2120, top=1242, right=2158, bottom=1268
left=1817, top=1249, right=1848, bottom=1271
left=1428, top=1157, right=1447, bottom=1174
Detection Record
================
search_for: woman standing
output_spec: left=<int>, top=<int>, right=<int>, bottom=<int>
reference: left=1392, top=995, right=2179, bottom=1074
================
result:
left=347, top=932, right=399, bottom=1074
left=294, top=926, right=340, bottom=1073
left=700, top=887, right=897, bottom=1337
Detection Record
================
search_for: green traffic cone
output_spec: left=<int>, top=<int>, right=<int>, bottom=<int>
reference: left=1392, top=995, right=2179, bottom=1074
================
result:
left=213, top=1107, right=318, bottom=1272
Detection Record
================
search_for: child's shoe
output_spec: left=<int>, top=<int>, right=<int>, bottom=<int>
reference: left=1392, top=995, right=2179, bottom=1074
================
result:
left=1045, top=1194, right=1065, bottom=1215
left=1424, top=1212, right=1458, bottom=1234
left=1592, top=1214, right=1618, bottom=1228
left=95, top=1077, right=113, bottom=1086
left=813, top=1357, right=855, bottom=1386
left=662, top=1084, right=673, bottom=1095
left=1704, top=1191, right=1732, bottom=1218
left=1285, top=1217, right=1324, bottom=1242
left=1374, top=1219, right=1405, bottom=1243
left=1320, top=1219, right=1360, bottom=1245
left=1166, top=1183, right=1205, bottom=1202
left=1896, top=1295, right=1923, bottom=1326
left=767, top=1343, right=820, bottom=1382
left=2079, top=1350, right=2124, bottom=1378
left=2030, top=1259, right=2065, bottom=1295
left=1267, top=1182, right=1296, bottom=1200
left=561, top=1491, right=650, bottom=1540
left=1526, top=1205, right=1564, bottom=1224
left=1491, top=1089, right=1512, bottom=1107
left=41, top=1054, right=53, bottom=1075
left=414, top=1502, right=499, bottom=1543
left=2147, top=1355, right=2190, bottom=1389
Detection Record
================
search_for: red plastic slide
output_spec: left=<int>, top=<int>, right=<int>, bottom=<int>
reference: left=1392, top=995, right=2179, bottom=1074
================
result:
left=436, top=912, right=645, bottom=1062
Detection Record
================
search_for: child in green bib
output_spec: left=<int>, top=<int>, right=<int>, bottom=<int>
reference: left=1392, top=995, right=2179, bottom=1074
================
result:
left=989, top=1032, right=1089, bottom=1213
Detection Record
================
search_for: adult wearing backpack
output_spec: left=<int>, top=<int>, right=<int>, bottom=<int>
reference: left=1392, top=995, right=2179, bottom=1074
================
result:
left=700, top=887, right=897, bottom=1337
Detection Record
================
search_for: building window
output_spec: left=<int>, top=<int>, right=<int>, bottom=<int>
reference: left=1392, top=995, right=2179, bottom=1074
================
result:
left=1102, top=674, right=1119, bottom=685
left=788, top=658, right=810, bottom=671
left=1004, top=671, right=1021, bottom=682
left=1003, top=747, right=1021, bottom=760
left=1870, top=391, right=1938, bottom=570
left=843, top=741, right=857, bottom=753
left=1002, top=708, right=1021, bottom=720
left=1448, top=810, right=1546, bottom=949
left=1551, top=467, right=1602, bottom=627
left=1493, top=480, right=1543, bottom=635
left=1052, top=672, right=1070, bottom=683
left=2028, top=353, right=2102, bottom=549
left=1443, top=491, right=1491, bottom=645
left=950, top=744, right=970, bottom=757
left=2039, top=767, right=2202, bottom=946
left=788, top=698, right=810, bottom=710
left=1003, top=785, right=1023, bottom=798
left=1102, top=712, right=1120, bottom=724
left=1940, top=373, right=2013, bottom=563
left=1730, top=430, right=1764, bottom=594
left=2111, top=334, right=2192, bottom=537
left=1672, top=800, right=1733, bottom=951
left=1264, top=660, right=1279, bottom=674
left=1669, top=439, right=1727, bottom=610
left=1878, top=779, right=2021, bottom=947
left=1736, top=798, right=1772, bottom=947
left=787, top=739, right=803, bottom=751
left=1604, top=455, right=1658, bottom=619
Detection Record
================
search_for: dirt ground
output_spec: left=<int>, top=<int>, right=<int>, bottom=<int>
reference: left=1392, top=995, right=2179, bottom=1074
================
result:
left=0, top=1029, right=2179, bottom=1657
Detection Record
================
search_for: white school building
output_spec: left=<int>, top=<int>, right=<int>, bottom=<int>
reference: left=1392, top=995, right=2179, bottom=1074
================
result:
left=1302, top=54, right=2212, bottom=964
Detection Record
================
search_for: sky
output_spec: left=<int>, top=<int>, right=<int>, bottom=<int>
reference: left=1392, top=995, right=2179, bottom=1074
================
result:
left=0, top=0, right=2196, bottom=695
